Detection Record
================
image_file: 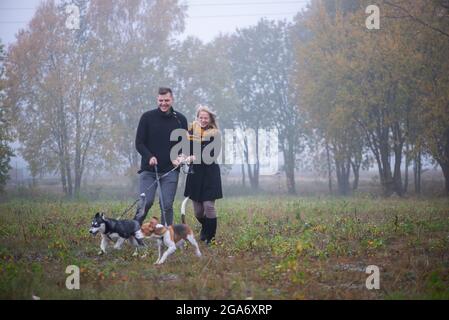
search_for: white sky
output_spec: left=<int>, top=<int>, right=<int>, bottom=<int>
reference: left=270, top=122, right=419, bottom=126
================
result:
left=0, top=0, right=310, bottom=45
left=182, top=0, right=310, bottom=42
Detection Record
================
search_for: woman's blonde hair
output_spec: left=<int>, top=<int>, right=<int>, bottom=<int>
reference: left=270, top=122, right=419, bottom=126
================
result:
left=196, top=104, right=218, bottom=129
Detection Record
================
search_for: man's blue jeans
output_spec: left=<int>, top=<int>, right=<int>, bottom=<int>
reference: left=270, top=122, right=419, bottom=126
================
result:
left=135, top=170, right=179, bottom=226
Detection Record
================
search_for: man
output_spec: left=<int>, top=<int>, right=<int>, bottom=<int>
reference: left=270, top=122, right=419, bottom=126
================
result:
left=134, top=87, right=188, bottom=226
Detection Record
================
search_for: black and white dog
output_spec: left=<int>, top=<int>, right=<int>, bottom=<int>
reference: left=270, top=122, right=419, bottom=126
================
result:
left=89, top=194, right=146, bottom=256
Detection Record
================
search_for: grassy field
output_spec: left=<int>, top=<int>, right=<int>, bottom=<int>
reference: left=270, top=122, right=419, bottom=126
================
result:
left=0, top=195, right=448, bottom=299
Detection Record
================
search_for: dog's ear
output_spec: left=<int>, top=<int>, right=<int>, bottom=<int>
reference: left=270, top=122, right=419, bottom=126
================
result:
left=95, top=212, right=100, bottom=218
left=100, top=212, right=106, bottom=220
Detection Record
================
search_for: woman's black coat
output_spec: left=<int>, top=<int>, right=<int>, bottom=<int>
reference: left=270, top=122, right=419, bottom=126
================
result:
left=184, top=136, right=223, bottom=202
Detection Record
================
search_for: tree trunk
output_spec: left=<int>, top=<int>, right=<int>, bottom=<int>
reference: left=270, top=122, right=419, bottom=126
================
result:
left=362, top=120, right=392, bottom=197
left=441, top=163, right=449, bottom=196
left=360, top=113, right=398, bottom=197
left=241, top=163, right=246, bottom=187
left=379, top=136, right=395, bottom=197
left=254, top=132, right=260, bottom=189
left=414, top=150, right=421, bottom=194
left=351, top=160, right=360, bottom=191
left=63, top=130, right=73, bottom=197
left=404, top=143, right=410, bottom=193
left=75, top=170, right=81, bottom=198
left=58, top=96, right=72, bottom=197
left=59, top=150, right=67, bottom=195
left=438, top=128, right=449, bottom=196
left=350, top=147, right=362, bottom=191
left=64, top=143, right=73, bottom=197
left=74, top=108, right=82, bottom=197
left=65, top=157, right=73, bottom=197
left=334, top=149, right=351, bottom=196
left=244, top=133, right=259, bottom=190
left=283, top=140, right=296, bottom=195
left=429, top=128, right=449, bottom=196
left=326, top=142, right=333, bottom=194
left=246, top=163, right=259, bottom=189
left=392, top=123, right=404, bottom=196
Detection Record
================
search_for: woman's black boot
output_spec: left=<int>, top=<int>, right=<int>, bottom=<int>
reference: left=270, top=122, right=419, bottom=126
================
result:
left=205, top=218, right=217, bottom=245
left=196, top=217, right=206, bottom=241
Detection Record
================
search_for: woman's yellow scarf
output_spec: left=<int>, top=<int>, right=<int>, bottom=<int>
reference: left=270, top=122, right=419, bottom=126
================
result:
left=187, top=121, right=219, bottom=142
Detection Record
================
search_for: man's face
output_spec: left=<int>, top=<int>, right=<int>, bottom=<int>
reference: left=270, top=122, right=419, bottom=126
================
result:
left=157, top=93, right=173, bottom=113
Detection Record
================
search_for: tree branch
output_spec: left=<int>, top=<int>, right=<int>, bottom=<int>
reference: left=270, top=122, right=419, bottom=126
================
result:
left=383, top=0, right=449, bottom=38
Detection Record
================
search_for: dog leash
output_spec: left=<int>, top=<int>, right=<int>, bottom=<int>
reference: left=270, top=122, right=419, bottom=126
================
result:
left=116, top=160, right=192, bottom=220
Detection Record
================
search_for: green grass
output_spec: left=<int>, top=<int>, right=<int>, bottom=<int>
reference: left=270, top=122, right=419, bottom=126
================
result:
left=0, top=196, right=448, bottom=299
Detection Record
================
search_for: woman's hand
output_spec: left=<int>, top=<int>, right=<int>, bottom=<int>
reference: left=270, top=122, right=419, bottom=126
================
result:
left=186, top=155, right=196, bottom=164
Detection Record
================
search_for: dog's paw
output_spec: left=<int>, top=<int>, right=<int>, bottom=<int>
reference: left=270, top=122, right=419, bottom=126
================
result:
left=140, top=253, right=148, bottom=259
left=98, top=250, right=105, bottom=255
left=132, top=251, right=139, bottom=257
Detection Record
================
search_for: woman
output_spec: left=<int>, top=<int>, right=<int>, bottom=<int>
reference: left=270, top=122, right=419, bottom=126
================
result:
left=184, top=105, right=223, bottom=245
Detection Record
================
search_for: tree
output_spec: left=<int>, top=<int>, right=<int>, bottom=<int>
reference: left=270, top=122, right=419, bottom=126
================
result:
left=383, top=0, right=449, bottom=39
left=412, top=5, right=449, bottom=195
left=296, top=1, right=424, bottom=196
left=0, top=41, right=14, bottom=192
left=6, top=0, right=187, bottom=197
left=88, top=0, right=186, bottom=190
left=295, top=2, right=368, bottom=195
left=229, top=19, right=303, bottom=192
left=268, top=21, right=305, bottom=195
left=381, top=0, right=449, bottom=195
left=7, top=0, right=103, bottom=197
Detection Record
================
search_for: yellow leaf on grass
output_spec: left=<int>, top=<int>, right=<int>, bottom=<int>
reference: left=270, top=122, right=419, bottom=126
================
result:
left=296, top=241, right=304, bottom=255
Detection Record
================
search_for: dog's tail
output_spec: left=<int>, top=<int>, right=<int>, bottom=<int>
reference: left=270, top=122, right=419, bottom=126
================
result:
left=181, top=197, right=189, bottom=224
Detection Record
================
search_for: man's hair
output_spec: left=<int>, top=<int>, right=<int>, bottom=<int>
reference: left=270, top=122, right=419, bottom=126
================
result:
left=158, top=87, right=173, bottom=96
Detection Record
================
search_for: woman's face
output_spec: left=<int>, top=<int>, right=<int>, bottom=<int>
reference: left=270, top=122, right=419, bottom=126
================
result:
left=198, top=111, right=210, bottom=128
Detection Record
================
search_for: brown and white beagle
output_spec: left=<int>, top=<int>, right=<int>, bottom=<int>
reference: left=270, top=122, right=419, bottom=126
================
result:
left=141, top=216, right=202, bottom=264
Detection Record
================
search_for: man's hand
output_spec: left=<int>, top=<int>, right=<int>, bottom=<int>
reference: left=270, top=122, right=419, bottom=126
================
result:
left=172, top=159, right=180, bottom=167
left=171, top=154, right=185, bottom=167
left=149, top=157, right=158, bottom=166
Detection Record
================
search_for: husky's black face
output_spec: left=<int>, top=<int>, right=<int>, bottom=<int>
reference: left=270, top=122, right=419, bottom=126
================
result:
left=89, top=212, right=106, bottom=235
